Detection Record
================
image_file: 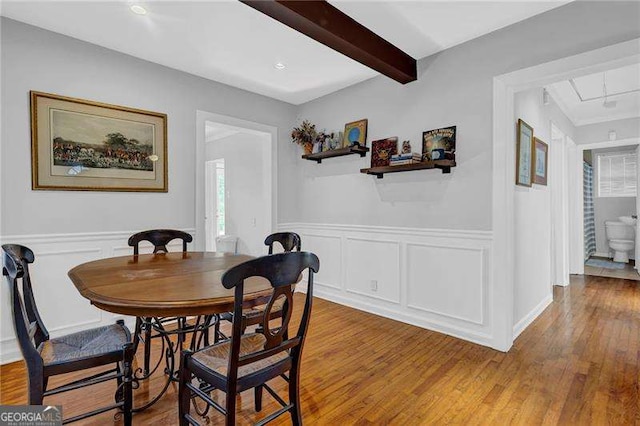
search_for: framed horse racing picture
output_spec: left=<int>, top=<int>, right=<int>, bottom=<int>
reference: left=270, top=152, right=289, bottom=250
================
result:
left=30, top=91, right=168, bottom=192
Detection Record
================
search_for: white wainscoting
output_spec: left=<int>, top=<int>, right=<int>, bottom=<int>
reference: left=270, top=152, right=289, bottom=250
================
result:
left=278, top=223, right=495, bottom=348
left=0, top=229, right=195, bottom=364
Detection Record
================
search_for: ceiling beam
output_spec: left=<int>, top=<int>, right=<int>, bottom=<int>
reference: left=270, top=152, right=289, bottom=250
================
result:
left=240, top=0, right=417, bottom=84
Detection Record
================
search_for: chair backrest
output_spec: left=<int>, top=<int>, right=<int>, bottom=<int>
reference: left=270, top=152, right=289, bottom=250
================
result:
left=221, top=251, right=319, bottom=383
left=264, top=232, right=301, bottom=255
left=2, top=244, right=48, bottom=369
left=128, top=229, right=193, bottom=255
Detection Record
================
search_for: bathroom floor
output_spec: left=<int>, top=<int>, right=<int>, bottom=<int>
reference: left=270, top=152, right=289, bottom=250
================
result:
left=584, top=256, right=640, bottom=281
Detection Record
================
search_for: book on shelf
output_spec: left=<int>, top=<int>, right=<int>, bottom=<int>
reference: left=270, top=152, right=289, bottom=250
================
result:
left=389, top=159, right=422, bottom=166
left=391, top=152, right=422, bottom=161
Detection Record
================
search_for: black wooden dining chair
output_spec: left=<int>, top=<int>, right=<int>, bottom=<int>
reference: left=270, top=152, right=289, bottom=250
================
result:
left=2, top=244, right=134, bottom=425
left=220, top=232, right=302, bottom=335
left=178, top=251, right=319, bottom=426
left=127, top=229, right=198, bottom=374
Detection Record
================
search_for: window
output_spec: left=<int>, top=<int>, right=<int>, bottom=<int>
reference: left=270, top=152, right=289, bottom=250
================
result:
left=597, top=152, right=637, bottom=197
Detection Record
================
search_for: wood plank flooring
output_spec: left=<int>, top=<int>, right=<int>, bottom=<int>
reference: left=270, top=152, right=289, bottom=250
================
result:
left=1, top=274, right=638, bottom=425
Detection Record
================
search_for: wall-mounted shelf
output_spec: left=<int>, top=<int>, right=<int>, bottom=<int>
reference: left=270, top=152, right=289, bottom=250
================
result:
left=302, top=145, right=369, bottom=163
left=360, top=160, right=456, bottom=179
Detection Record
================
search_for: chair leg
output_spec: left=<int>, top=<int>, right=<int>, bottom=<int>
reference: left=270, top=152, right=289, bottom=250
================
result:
left=123, top=345, right=134, bottom=426
left=254, top=385, right=263, bottom=412
left=143, top=317, right=152, bottom=375
left=28, top=369, right=44, bottom=405
left=178, top=353, right=192, bottom=426
left=225, top=390, right=236, bottom=426
left=288, top=364, right=302, bottom=426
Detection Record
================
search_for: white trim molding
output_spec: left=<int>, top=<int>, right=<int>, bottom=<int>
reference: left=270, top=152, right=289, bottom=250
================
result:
left=512, top=294, right=553, bottom=340
left=279, top=222, right=496, bottom=349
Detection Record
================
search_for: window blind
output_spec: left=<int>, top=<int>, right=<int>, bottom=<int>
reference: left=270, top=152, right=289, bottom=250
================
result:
left=597, top=152, right=637, bottom=197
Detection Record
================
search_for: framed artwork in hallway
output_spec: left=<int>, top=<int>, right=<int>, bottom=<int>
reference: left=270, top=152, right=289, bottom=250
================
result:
left=533, top=137, right=548, bottom=185
left=516, top=119, right=534, bottom=187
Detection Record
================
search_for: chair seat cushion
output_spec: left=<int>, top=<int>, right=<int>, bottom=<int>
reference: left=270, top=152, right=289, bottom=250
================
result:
left=39, top=323, right=129, bottom=365
left=191, top=333, right=288, bottom=378
left=243, top=297, right=286, bottom=320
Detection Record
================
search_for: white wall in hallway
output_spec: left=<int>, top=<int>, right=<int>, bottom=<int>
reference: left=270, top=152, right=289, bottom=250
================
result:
left=513, top=87, right=576, bottom=337
left=206, top=132, right=271, bottom=256
left=576, top=117, right=640, bottom=145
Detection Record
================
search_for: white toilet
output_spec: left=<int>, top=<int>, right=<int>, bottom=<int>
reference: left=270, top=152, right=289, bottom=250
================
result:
left=605, top=220, right=635, bottom=263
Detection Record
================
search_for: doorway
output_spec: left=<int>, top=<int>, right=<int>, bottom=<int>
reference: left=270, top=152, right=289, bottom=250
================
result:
left=492, top=38, right=640, bottom=351
left=573, top=139, right=640, bottom=281
left=195, top=111, right=278, bottom=255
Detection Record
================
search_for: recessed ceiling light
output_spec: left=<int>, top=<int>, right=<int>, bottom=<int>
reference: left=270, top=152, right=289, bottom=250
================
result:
left=130, top=4, right=147, bottom=15
left=274, top=63, right=286, bottom=70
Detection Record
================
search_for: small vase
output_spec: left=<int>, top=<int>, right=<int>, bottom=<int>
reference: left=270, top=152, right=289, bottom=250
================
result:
left=303, top=143, right=313, bottom=155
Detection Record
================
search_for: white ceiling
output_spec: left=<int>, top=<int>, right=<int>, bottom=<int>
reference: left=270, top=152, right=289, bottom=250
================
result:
left=2, top=0, right=569, bottom=105
left=547, top=63, right=640, bottom=126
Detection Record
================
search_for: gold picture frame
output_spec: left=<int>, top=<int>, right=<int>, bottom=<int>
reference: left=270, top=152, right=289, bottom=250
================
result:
left=533, top=137, right=548, bottom=186
left=31, top=91, right=168, bottom=192
left=516, top=119, right=534, bottom=187
left=342, top=118, right=368, bottom=148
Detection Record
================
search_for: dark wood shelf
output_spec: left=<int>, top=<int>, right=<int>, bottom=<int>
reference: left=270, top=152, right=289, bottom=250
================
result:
left=360, top=160, right=456, bottom=179
left=302, top=145, right=369, bottom=163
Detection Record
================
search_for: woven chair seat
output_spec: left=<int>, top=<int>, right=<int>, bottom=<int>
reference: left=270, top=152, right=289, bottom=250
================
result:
left=243, top=297, right=286, bottom=320
left=191, top=333, right=288, bottom=378
left=39, top=324, right=129, bottom=365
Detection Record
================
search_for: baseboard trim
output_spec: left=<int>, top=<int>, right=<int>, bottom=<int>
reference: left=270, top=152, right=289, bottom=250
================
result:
left=512, top=293, right=553, bottom=339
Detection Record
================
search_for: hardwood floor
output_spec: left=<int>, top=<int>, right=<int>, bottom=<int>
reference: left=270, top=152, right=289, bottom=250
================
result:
left=1, top=274, right=638, bottom=425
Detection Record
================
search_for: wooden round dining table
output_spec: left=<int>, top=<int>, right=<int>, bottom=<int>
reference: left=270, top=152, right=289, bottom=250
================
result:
left=68, top=251, right=273, bottom=317
left=68, top=251, right=274, bottom=412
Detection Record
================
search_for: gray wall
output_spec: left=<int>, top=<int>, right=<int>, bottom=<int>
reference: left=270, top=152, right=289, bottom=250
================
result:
left=576, top=117, right=640, bottom=145
left=293, top=1, right=640, bottom=231
left=0, top=18, right=298, bottom=236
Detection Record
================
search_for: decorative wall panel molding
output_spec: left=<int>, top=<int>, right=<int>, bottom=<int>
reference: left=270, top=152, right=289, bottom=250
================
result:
left=0, top=229, right=195, bottom=364
left=278, top=222, right=495, bottom=348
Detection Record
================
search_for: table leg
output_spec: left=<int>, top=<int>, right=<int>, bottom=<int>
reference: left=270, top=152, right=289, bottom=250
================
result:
left=131, top=314, right=220, bottom=413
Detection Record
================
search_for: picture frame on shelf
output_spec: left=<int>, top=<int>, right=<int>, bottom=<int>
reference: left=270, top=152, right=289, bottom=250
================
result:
left=31, top=91, right=167, bottom=192
left=342, top=119, right=368, bottom=148
left=516, top=119, right=534, bottom=187
left=371, top=137, right=398, bottom=167
left=422, top=126, right=456, bottom=161
left=533, top=137, right=548, bottom=185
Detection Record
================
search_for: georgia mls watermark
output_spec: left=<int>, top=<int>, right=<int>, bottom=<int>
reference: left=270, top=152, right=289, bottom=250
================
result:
left=0, top=406, right=62, bottom=426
